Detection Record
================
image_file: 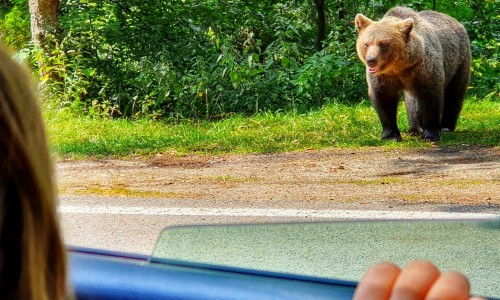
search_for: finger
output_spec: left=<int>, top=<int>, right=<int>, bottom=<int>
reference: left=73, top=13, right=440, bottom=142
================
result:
left=389, top=260, right=440, bottom=300
left=353, top=262, right=401, bottom=300
left=425, top=271, right=470, bottom=300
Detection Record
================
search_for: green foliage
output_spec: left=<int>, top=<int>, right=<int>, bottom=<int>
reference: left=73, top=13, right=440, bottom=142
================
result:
left=464, top=0, right=500, bottom=100
left=470, top=37, right=499, bottom=100
left=20, top=33, right=94, bottom=111
left=1, top=0, right=498, bottom=119
left=0, top=0, right=30, bottom=49
left=293, top=28, right=366, bottom=106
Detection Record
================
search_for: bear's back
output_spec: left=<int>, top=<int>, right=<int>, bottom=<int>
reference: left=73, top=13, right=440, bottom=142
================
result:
left=418, top=10, right=468, bottom=43
left=386, top=7, right=470, bottom=84
left=385, top=7, right=467, bottom=42
left=418, top=10, right=470, bottom=83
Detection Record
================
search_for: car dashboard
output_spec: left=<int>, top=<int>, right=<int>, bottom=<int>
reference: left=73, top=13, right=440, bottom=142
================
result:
left=69, top=247, right=357, bottom=300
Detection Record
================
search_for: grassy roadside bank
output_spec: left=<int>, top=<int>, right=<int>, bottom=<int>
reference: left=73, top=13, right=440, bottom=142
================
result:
left=44, top=99, right=499, bottom=158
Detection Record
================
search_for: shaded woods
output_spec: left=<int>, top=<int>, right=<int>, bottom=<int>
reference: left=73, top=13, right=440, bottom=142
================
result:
left=1, top=0, right=498, bottom=119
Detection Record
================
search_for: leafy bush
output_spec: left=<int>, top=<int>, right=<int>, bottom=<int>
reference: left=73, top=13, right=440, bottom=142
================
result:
left=0, top=0, right=30, bottom=49
left=462, top=0, right=500, bottom=100
left=470, top=37, right=499, bottom=100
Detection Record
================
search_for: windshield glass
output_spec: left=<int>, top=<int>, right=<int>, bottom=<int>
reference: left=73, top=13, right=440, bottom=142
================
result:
left=153, top=219, right=500, bottom=298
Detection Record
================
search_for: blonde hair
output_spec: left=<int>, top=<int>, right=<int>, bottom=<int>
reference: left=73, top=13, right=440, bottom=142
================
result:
left=0, top=46, right=68, bottom=299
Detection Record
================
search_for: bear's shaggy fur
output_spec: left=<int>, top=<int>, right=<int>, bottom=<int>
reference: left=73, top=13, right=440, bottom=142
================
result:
left=355, top=6, right=470, bottom=142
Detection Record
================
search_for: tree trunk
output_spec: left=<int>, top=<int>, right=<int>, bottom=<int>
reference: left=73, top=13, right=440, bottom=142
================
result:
left=28, top=0, right=59, bottom=45
left=338, top=1, right=345, bottom=20
left=315, top=0, right=325, bottom=51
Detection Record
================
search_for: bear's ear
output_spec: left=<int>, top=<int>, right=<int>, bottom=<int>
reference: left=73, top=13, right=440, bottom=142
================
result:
left=355, top=14, right=373, bottom=33
left=397, top=18, right=414, bottom=37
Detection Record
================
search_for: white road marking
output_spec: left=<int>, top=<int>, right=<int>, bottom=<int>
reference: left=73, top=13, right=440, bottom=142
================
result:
left=58, top=205, right=499, bottom=220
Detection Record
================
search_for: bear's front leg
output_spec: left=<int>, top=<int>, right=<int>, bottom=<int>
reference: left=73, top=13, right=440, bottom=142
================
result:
left=368, top=76, right=403, bottom=141
left=370, top=91, right=402, bottom=142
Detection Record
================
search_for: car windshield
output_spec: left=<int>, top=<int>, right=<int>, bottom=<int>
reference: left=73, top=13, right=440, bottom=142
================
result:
left=152, top=219, right=500, bottom=298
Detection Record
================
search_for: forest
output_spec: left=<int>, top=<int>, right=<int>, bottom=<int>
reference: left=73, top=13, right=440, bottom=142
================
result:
left=0, top=0, right=498, bottom=120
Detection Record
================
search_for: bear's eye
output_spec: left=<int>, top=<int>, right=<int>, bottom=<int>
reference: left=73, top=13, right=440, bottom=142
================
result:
left=364, top=43, right=369, bottom=48
left=378, top=43, right=388, bottom=52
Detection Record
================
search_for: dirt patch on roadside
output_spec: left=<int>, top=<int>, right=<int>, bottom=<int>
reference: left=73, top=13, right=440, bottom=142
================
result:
left=56, top=146, right=499, bottom=209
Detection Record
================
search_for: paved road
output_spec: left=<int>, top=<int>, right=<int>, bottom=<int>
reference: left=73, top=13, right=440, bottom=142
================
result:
left=59, top=195, right=499, bottom=255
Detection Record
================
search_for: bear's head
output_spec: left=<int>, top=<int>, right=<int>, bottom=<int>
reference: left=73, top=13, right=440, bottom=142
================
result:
left=355, top=14, right=414, bottom=76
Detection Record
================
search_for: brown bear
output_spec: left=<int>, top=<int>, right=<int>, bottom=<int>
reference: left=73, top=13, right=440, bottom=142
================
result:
left=355, top=6, right=470, bottom=142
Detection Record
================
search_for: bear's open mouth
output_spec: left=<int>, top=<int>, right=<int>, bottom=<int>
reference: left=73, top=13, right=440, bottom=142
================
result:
left=368, top=66, right=379, bottom=74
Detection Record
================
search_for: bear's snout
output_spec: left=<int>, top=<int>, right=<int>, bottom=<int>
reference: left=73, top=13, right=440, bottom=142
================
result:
left=366, top=56, right=378, bottom=67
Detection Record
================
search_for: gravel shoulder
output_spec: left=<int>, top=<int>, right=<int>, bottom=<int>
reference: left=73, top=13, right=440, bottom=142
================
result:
left=56, top=145, right=500, bottom=213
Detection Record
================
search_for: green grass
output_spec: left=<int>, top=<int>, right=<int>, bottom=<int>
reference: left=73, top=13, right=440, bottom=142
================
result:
left=44, top=98, right=499, bottom=158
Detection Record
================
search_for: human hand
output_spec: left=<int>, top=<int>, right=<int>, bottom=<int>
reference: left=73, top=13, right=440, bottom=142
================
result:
left=353, top=260, right=486, bottom=300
